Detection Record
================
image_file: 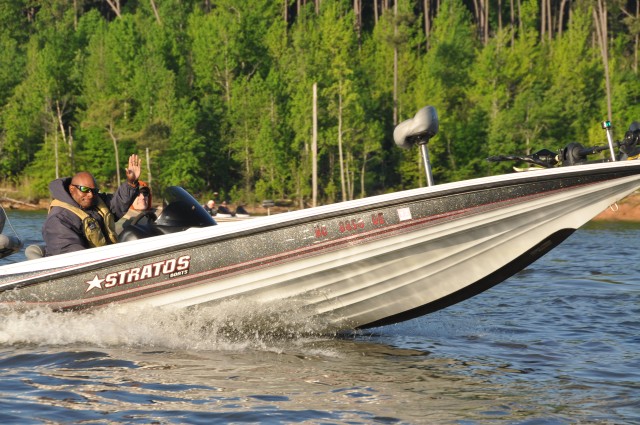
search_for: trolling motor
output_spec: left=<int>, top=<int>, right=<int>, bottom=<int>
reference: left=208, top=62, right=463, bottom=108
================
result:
left=488, top=120, right=640, bottom=168
left=394, top=106, right=439, bottom=186
left=560, top=121, right=640, bottom=164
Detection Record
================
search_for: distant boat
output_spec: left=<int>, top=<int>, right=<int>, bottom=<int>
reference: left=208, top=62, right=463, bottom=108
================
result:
left=2, top=106, right=640, bottom=331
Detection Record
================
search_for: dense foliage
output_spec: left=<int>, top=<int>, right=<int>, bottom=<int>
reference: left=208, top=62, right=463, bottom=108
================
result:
left=0, top=0, right=639, bottom=206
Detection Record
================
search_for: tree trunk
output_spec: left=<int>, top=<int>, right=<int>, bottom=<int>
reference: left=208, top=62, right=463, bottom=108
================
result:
left=593, top=0, right=613, bottom=122
left=53, top=131, right=59, bottom=180
left=55, top=101, right=67, bottom=148
left=633, top=1, right=640, bottom=74
left=145, top=147, right=152, bottom=188
left=424, top=0, right=430, bottom=49
left=472, top=0, right=480, bottom=38
left=108, top=123, right=121, bottom=186
left=68, top=126, right=74, bottom=172
left=393, top=1, right=398, bottom=125
left=225, top=57, right=232, bottom=104
left=540, top=0, right=546, bottom=41
left=347, top=152, right=354, bottom=201
left=547, top=0, right=553, bottom=40
left=55, top=100, right=71, bottom=176
left=558, top=0, right=568, bottom=37
left=105, top=0, right=121, bottom=18
left=312, top=82, right=318, bottom=207
left=244, top=122, right=251, bottom=195
left=338, top=83, right=346, bottom=202
left=283, top=0, right=288, bottom=24
left=297, top=173, right=304, bottom=209
left=73, top=0, right=78, bottom=29
left=517, top=0, right=523, bottom=35
left=484, top=0, right=489, bottom=44
left=149, top=0, right=161, bottom=25
left=360, top=152, right=368, bottom=198
left=510, top=0, right=515, bottom=45
left=354, top=0, right=362, bottom=47
left=374, top=0, right=379, bottom=24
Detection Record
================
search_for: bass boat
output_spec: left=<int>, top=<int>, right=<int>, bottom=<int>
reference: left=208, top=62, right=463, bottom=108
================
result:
left=1, top=107, right=640, bottom=331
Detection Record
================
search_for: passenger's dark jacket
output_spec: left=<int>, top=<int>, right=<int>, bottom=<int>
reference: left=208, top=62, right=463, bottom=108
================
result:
left=42, top=178, right=138, bottom=256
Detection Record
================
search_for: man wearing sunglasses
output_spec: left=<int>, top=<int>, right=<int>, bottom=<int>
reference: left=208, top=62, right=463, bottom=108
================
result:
left=42, top=154, right=142, bottom=256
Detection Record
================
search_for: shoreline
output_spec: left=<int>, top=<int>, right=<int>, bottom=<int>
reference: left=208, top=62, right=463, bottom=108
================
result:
left=0, top=197, right=47, bottom=210
left=0, top=197, right=280, bottom=216
left=3, top=193, right=640, bottom=221
left=589, top=192, right=640, bottom=222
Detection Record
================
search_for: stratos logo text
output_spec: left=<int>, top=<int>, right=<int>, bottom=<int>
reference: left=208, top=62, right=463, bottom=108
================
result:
left=85, top=255, right=191, bottom=292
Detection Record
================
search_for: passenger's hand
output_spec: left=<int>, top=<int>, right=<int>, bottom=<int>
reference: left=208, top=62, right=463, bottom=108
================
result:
left=126, top=154, right=142, bottom=183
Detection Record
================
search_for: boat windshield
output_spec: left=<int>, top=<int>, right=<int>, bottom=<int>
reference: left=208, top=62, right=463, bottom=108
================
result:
left=154, top=186, right=217, bottom=228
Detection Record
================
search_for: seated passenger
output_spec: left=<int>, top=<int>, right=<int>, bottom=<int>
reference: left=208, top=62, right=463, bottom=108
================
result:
left=42, top=154, right=142, bottom=256
left=217, top=201, right=233, bottom=216
left=116, top=181, right=155, bottom=234
left=204, top=200, right=217, bottom=216
left=235, top=204, right=250, bottom=217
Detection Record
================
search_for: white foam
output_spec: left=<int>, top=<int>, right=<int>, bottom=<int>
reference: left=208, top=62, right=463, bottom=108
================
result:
left=0, top=299, right=340, bottom=355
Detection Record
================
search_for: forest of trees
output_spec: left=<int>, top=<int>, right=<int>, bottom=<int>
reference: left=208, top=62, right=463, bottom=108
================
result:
left=0, top=0, right=639, bottom=207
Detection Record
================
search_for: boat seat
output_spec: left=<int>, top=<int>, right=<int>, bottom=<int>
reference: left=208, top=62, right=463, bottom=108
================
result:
left=393, top=105, right=439, bottom=149
left=25, top=244, right=46, bottom=260
left=0, top=234, right=23, bottom=259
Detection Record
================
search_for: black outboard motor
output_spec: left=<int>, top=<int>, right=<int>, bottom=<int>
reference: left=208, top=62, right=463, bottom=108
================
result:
left=118, top=186, right=217, bottom=243
left=619, top=122, right=640, bottom=159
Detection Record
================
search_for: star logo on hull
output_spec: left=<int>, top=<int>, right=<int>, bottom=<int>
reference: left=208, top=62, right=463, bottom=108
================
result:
left=85, top=275, right=105, bottom=292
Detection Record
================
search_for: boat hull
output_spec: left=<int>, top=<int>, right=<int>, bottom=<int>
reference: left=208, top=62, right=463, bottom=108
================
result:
left=2, top=161, right=640, bottom=330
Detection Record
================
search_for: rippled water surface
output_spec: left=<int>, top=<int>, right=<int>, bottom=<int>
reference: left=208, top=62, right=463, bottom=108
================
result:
left=0, top=211, right=639, bottom=424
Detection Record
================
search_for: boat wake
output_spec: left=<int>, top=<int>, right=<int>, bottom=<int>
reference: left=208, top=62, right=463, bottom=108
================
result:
left=0, top=299, right=337, bottom=352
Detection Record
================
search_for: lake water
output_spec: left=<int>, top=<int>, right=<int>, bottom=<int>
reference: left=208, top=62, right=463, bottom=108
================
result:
left=0, top=211, right=638, bottom=424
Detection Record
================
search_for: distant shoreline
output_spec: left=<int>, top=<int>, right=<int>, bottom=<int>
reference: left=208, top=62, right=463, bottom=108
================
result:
left=3, top=193, right=640, bottom=221
left=0, top=197, right=47, bottom=211
left=591, top=192, right=640, bottom=221
left=0, top=197, right=276, bottom=216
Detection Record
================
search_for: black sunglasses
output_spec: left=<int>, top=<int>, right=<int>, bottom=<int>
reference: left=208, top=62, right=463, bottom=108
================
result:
left=71, top=184, right=99, bottom=195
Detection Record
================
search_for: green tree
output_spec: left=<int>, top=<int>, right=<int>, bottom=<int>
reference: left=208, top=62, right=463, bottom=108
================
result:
left=157, top=100, right=206, bottom=190
left=411, top=0, right=477, bottom=184
left=78, top=15, right=140, bottom=186
left=473, top=0, right=547, bottom=174
left=2, top=4, right=79, bottom=186
left=544, top=4, right=600, bottom=148
left=281, top=4, right=324, bottom=207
